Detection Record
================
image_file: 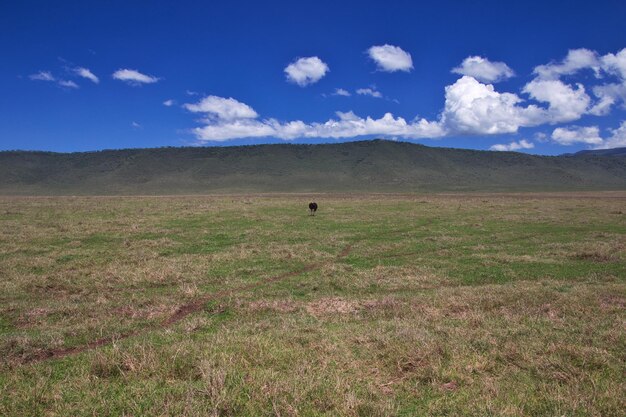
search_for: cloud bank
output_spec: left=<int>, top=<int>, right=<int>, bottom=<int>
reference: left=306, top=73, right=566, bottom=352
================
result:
left=184, top=95, right=444, bottom=142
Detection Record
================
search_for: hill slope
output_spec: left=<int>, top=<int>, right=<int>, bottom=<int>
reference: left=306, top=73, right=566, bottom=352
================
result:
left=1, top=140, right=626, bottom=194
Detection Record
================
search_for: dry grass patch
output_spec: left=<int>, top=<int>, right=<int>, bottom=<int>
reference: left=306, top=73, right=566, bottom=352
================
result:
left=355, top=265, right=452, bottom=291
left=305, top=297, right=361, bottom=316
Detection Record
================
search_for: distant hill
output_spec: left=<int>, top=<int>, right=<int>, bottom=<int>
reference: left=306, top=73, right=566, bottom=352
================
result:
left=573, top=147, right=626, bottom=157
left=1, top=140, right=626, bottom=195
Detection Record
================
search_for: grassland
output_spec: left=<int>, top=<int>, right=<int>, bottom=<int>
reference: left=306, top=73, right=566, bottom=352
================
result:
left=0, top=193, right=625, bottom=416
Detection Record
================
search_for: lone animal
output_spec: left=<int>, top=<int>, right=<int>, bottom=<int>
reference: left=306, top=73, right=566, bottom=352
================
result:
left=309, top=202, right=318, bottom=215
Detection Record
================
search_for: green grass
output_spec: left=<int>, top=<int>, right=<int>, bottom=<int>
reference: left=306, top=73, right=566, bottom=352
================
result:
left=0, top=193, right=625, bottom=416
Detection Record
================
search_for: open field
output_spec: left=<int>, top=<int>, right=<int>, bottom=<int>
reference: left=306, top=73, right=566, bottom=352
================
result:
left=1, top=193, right=625, bottom=416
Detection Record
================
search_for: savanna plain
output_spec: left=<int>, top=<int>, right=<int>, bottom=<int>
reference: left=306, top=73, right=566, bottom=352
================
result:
left=1, top=193, right=625, bottom=416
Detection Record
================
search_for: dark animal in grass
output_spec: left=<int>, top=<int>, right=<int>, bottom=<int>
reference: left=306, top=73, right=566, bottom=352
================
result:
left=309, top=202, right=318, bottom=215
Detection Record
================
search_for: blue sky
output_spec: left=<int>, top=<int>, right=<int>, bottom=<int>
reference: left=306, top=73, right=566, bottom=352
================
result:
left=1, top=0, right=626, bottom=154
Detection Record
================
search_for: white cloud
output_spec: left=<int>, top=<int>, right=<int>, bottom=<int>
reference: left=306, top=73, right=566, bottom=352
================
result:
left=490, top=139, right=534, bottom=151
left=533, top=48, right=600, bottom=80
left=183, top=75, right=595, bottom=142
left=440, top=76, right=544, bottom=134
left=439, top=75, right=594, bottom=135
left=600, top=49, right=626, bottom=79
left=452, top=56, right=514, bottom=83
left=333, top=88, right=351, bottom=97
left=590, top=80, right=626, bottom=115
left=186, top=95, right=444, bottom=142
left=594, top=48, right=626, bottom=112
left=284, top=57, right=329, bottom=86
left=356, top=87, right=382, bottom=98
left=29, top=71, right=55, bottom=81
left=551, top=125, right=603, bottom=145
left=367, top=44, right=413, bottom=72
left=550, top=121, right=626, bottom=149
left=58, top=80, right=79, bottom=89
left=191, top=119, right=276, bottom=141
left=184, top=96, right=258, bottom=120
left=112, top=69, right=159, bottom=85
left=595, top=121, right=626, bottom=149
left=131, top=121, right=142, bottom=129
left=530, top=48, right=626, bottom=114
left=163, top=99, right=175, bottom=106
left=29, top=71, right=79, bottom=89
left=192, top=112, right=444, bottom=142
left=74, top=67, right=99, bottom=84
left=522, top=79, right=590, bottom=123
left=182, top=47, right=626, bottom=144
left=589, top=84, right=622, bottom=115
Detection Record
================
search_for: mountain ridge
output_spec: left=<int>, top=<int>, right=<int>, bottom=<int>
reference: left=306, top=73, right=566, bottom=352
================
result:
left=2, top=140, right=625, bottom=195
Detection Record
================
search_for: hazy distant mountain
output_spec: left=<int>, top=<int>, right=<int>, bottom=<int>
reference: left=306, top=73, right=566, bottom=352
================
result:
left=572, top=147, right=626, bottom=157
left=1, top=140, right=626, bottom=195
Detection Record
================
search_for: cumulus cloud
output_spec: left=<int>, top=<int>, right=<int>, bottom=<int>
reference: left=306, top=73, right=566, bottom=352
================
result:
left=184, top=96, right=258, bottom=120
left=438, top=72, right=598, bottom=135
left=112, top=69, right=159, bottom=85
left=333, top=88, right=351, bottom=96
left=74, top=67, right=99, bottom=84
left=356, top=87, right=382, bottom=98
left=522, top=79, right=590, bottom=122
left=440, top=76, right=544, bottom=134
left=452, top=56, right=514, bottom=83
left=490, top=139, right=534, bottom=152
left=29, top=71, right=55, bottom=81
left=551, top=125, right=603, bottom=145
left=284, top=57, right=329, bottom=86
left=163, top=99, right=175, bottom=106
left=58, top=80, right=79, bottom=89
left=367, top=44, right=413, bottom=72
